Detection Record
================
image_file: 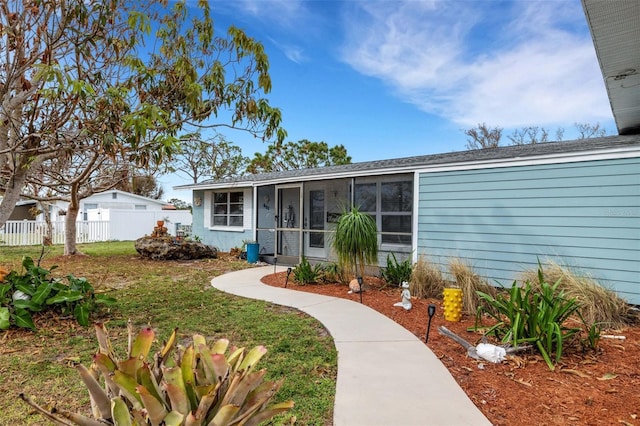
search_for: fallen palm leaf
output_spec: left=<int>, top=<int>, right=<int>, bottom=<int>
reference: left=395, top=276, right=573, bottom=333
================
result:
left=597, top=373, right=618, bottom=380
left=514, top=378, right=532, bottom=387
left=560, top=369, right=590, bottom=378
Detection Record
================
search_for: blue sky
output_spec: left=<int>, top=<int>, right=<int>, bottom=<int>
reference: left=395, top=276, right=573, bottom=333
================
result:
left=163, top=0, right=615, bottom=200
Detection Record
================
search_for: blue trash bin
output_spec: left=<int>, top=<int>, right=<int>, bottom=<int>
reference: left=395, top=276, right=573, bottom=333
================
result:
left=246, top=243, right=259, bottom=263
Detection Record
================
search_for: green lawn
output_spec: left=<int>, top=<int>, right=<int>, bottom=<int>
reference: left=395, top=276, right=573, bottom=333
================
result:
left=0, top=242, right=336, bottom=425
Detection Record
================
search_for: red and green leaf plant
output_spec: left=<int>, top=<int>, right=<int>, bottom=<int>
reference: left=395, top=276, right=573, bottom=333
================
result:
left=20, top=323, right=294, bottom=425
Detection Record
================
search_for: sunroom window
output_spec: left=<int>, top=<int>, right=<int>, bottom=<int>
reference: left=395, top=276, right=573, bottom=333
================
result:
left=212, top=191, right=244, bottom=227
left=354, top=178, right=412, bottom=245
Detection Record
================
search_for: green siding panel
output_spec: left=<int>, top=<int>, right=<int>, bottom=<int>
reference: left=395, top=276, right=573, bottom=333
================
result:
left=417, top=157, right=640, bottom=304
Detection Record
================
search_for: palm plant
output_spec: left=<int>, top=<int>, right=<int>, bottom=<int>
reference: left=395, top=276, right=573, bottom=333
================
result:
left=331, top=206, right=378, bottom=280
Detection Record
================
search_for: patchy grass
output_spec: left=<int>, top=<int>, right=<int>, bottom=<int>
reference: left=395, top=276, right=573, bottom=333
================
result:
left=0, top=242, right=337, bottom=425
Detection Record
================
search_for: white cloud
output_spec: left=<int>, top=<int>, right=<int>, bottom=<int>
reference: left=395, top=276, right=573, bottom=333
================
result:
left=268, top=37, right=308, bottom=64
left=340, top=0, right=612, bottom=129
left=234, top=0, right=307, bottom=28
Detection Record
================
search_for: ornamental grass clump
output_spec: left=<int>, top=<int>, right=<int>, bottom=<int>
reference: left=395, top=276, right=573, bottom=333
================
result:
left=20, top=323, right=294, bottom=425
left=520, top=260, right=635, bottom=327
left=448, top=258, right=496, bottom=315
left=331, top=206, right=378, bottom=281
left=409, top=255, right=445, bottom=298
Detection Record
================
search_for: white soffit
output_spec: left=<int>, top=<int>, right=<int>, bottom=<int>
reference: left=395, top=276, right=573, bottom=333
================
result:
left=583, top=0, right=640, bottom=134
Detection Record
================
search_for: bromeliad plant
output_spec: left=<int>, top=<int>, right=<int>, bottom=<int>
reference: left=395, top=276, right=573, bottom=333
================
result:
left=474, top=268, right=585, bottom=370
left=21, top=323, right=294, bottom=425
left=0, top=256, right=116, bottom=330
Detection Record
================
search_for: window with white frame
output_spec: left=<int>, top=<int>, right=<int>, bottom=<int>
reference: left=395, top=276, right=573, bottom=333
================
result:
left=354, top=178, right=412, bottom=245
left=212, top=191, right=244, bottom=227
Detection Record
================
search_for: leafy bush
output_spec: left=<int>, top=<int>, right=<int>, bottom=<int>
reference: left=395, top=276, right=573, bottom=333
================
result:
left=20, top=323, right=294, bottom=425
left=320, top=262, right=349, bottom=284
left=0, top=256, right=116, bottom=330
left=475, top=268, right=586, bottom=370
left=380, top=253, right=412, bottom=286
left=293, top=256, right=323, bottom=285
left=409, top=255, right=445, bottom=298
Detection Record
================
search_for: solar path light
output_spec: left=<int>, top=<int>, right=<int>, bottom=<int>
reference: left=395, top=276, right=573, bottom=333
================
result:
left=425, top=304, right=436, bottom=343
left=285, top=267, right=292, bottom=288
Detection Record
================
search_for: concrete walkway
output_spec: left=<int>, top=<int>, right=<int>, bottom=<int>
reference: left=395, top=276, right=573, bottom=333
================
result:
left=211, top=266, right=491, bottom=426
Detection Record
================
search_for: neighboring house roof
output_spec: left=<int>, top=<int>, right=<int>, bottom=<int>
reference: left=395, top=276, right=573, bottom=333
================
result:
left=583, top=0, right=640, bottom=135
left=176, top=135, right=640, bottom=190
left=85, top=189, right=170, bottom=207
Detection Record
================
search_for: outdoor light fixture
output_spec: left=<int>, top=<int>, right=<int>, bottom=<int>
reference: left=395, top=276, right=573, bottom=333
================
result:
left=285, top=267, right=292, bottom=288
left=425, top=304, right=436, bottom=343
left=273, top=257, right=277, bottom=275
left=357, top=276, right=363, bottom=304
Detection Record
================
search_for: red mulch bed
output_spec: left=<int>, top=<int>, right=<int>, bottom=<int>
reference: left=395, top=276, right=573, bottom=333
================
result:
left=261, top=272, right=640, bottom=426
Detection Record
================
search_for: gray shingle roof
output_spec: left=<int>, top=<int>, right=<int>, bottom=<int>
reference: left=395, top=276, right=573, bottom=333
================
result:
left=179, top=135, right=639, bottom=189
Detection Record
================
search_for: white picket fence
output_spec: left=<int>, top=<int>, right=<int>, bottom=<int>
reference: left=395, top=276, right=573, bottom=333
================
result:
left=0, top=220, right=110, bottom=246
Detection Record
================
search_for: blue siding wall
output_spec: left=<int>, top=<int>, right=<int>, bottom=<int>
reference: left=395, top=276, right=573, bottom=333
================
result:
left=417, top=157, right=640, bottom=304
left=191, top=190, right=253, bottom=251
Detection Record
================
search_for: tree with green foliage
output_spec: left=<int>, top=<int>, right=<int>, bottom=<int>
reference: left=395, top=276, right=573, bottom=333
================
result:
left=331, top=206, right=378, bottom=281
left=247, top=140, right=351, bottom=174
left=0, top=0, right=285, bottom=238
left=168, top=132, right=249, bottom=183
left=167, top=198, right=191, bottom=210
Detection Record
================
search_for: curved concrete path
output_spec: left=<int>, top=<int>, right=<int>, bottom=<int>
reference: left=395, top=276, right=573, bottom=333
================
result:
left=211, top=266, right=491, bottom=426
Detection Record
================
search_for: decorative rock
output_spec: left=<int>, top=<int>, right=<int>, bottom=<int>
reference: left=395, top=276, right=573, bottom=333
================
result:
left=135, top=236, right=217, bottom=261
left=348, top=278, right=363, bottom=294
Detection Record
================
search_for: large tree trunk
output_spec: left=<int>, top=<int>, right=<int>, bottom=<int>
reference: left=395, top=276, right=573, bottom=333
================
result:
left=64, top=194, right=83, bottom=256
left=0, top=168, right=29, bottom=227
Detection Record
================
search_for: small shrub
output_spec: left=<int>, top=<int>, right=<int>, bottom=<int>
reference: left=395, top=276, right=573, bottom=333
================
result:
left=520, top=260, right=634, bottom=327
left=0, top=256, right=116, bottom=330
left=293, top=256, right=322, bottom=285
left=319, top=262, right=348, bottom=284
left=380, top=253, right=412, bottom=286
left=20, top=324, right=294, bottom=425
left=448, top=258, right=496, bottom=314
left=409, top=255, right=445, bottom=298
left=475, top=267, right=585, bottom=371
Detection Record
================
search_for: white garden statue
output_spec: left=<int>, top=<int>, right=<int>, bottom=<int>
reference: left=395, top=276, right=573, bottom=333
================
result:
left=393, top=281, right=412, bottom=310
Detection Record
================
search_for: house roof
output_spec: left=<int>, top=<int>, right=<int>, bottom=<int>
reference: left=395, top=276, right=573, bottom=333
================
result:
left=177, top=135, right=640, bottom=190
left=91, top=189, right=170, bottom=206
left=582, top=0, right=640, bottom=135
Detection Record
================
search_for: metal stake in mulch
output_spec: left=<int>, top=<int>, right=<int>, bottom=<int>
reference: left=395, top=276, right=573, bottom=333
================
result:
left=357, top=276, right=363, bottom=304
left=425, top=304, right=436, bottom=343
left=284, top=267, right=292, bottom=288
